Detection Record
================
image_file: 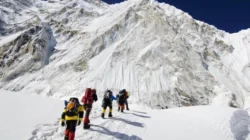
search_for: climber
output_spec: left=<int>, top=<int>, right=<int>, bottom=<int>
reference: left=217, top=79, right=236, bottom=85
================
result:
left=81, top=88, right=98, bottom=129
left=101, top=89, right=116, bottom=118
left=61, top=97, right=84, bottom=140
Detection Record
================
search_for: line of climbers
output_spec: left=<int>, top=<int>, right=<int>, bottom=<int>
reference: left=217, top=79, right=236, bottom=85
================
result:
left=60, top=88, right=130, bottom=140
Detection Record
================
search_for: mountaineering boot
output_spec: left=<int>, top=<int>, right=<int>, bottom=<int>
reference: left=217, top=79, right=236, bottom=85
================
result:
left=121, top=108, right=124, bottom=112
left=101, top=109, right=106, bottom=119
left=117, top=107, right=120, bottom=112
left=126, top=104, right=129, bottom=110
left=83, top=123, right=90, bottom=129
left=108, top=112, right=113, bottom=117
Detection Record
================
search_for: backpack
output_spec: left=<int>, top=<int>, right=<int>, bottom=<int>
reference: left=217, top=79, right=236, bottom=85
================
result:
left=125, top=92, right=129, bottom=99
left=120, top=89, right=126, bottom=94
left=117, top=90, right=126, bottom=103
left=92, top=89, right=98, bottom=102
left=65, top=97, right=80, bottom=117
left=103, top=90, right=112, bottom=102
left=81, top=88, right=93, bottom=105
left=64, top=97, right=80, bottom=106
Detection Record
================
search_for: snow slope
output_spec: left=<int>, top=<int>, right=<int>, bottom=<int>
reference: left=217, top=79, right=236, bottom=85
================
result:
left=1, top=1, right=250, bottom=140
left=1, top=90, right=250, bottom=140
left=0, top=89, right=62, bottom=140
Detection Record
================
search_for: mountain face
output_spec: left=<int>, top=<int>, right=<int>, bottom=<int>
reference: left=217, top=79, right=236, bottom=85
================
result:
left=0, top=0, right=249, bottom=108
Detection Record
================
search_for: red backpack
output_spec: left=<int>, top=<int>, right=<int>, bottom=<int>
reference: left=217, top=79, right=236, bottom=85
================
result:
left=81, top=88, right=93, bottom=105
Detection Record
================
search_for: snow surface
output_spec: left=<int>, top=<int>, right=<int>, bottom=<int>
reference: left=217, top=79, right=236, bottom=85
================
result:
left=1, top=89, right=250, bottom=140
left=0, top=90, right=62, bottom=140
left=1, top=0, right=250, bottom=140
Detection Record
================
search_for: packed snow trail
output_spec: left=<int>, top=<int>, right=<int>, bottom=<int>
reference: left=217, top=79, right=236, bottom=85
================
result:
left=1, top=90, right=250, bottom=140
left=29, top=104, right=147, bottom=140
left=29, top=105, right=250, bottom=140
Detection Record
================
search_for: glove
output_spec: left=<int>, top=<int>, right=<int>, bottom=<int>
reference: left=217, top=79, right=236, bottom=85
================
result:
left=61, top=121, right=65, bottom=127
left=78, top=121, right=81, bottom=126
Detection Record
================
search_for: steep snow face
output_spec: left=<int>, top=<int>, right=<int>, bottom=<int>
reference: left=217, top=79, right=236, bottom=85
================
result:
left=0, top=22, right=57, bottom=83
left=225, top=29, right=250, bottom=106
left=0, top=0, right=33, bottom=23
left=0, top=0, right=35, bottom=36
left=0, top=0, right=249, bottom=108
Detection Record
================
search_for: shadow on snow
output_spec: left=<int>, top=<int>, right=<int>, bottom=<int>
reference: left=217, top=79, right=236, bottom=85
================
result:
left=90, top=124, right=142, bottom=140
left=111, top=117, right=144, bottom=127
left=131, top=110, right=147, bottom=114
left=131, top=113, right=151, bottom=118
